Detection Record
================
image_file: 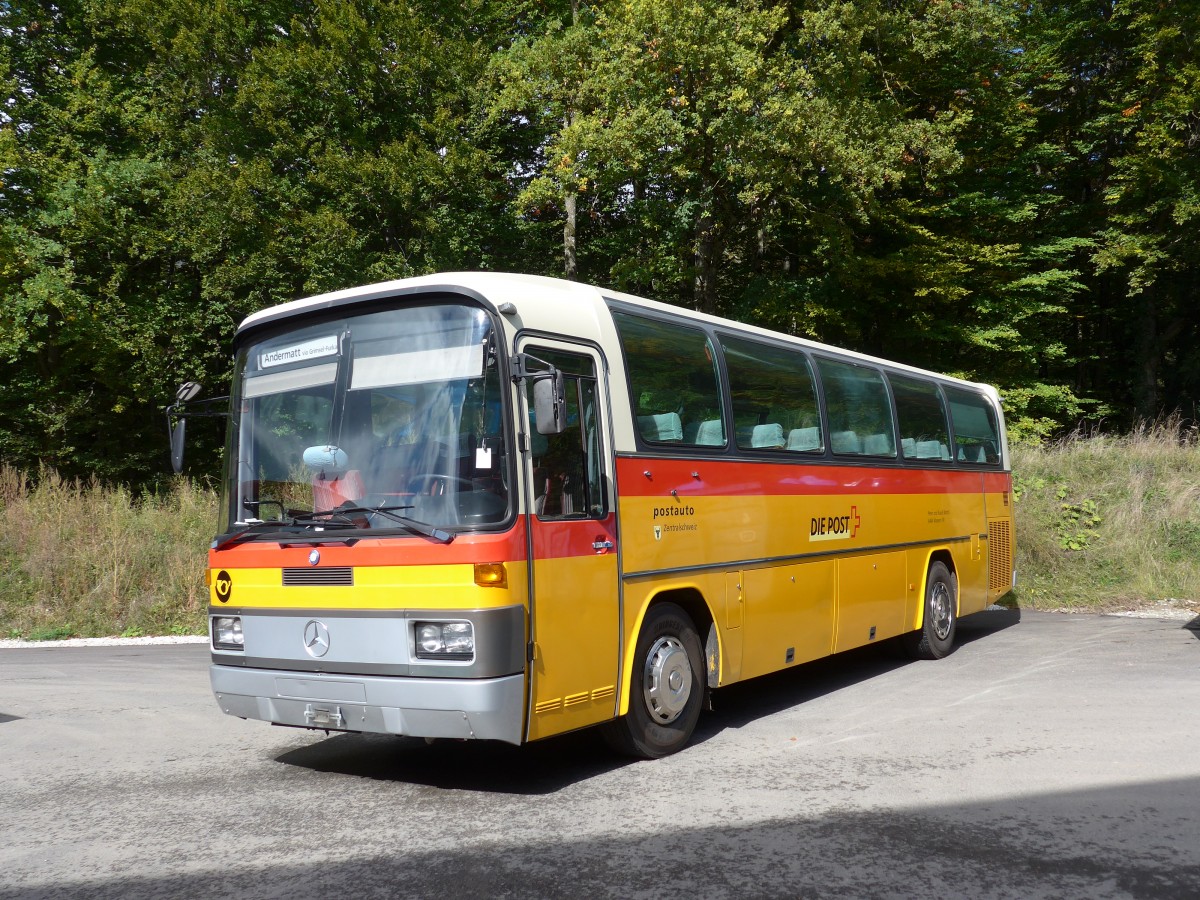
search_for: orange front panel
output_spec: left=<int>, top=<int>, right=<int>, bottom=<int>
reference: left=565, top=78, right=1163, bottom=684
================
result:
left=207, top=522, right=531, bottom=612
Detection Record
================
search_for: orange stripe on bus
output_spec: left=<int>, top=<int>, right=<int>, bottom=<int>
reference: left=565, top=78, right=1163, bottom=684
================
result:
left=208, top=517, right=529, bottom=569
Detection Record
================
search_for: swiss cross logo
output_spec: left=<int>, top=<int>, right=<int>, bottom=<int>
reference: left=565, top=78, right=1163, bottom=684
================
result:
left=809, top=506, right=861, bottom=542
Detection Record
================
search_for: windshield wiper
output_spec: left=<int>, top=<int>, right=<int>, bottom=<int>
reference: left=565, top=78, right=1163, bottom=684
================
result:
left=214, top=504, right=454, bottom=550
left=212, top=519, right=308, bottom=551
left=214, top=506, right=360, bottom=551
left=306, top=504, right=454, bottom=544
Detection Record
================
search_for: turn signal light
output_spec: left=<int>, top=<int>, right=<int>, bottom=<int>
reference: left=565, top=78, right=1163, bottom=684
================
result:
left=474, top=562, right=508, bottom=588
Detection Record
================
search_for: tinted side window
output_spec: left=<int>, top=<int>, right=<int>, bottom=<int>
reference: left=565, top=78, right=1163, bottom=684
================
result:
left=890, top=374, right=951, bottom=462
left=945, top=387, right=1002, bottom=466
left=612, top=311, right=726, bottom=448
left=815, top=358, right=896, bottom=457
left=721, top=335, right=823, bottom=453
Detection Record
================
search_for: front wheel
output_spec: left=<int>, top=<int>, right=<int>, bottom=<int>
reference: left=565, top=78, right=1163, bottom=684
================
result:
left=602, top=603, right=704, bottom=759
left=903, top=561, right=958, bottom=660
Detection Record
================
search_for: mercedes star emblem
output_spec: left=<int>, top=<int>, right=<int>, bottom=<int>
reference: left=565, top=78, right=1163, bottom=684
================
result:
left=303, top=620, right=331, bottom=658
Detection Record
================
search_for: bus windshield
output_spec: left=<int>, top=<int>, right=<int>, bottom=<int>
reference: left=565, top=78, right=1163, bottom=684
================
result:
left=220, top=302, right=510, bottom=537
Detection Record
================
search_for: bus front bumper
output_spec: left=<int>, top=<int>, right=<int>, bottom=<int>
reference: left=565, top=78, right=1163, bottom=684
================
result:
left=210, top=665, right=526, bottom=745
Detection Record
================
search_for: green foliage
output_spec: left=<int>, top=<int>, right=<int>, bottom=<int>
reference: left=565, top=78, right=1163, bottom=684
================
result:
left=1055, top=492, right=1102, bottom=552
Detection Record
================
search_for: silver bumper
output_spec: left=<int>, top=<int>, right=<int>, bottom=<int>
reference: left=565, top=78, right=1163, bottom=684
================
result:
left=210, top=665, right=526, bottom=744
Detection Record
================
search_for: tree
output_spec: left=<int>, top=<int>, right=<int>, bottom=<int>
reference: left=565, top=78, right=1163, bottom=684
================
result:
left=1, top=0, right=519, bottom=484
left=1093, top=1, right=1200, bottom=418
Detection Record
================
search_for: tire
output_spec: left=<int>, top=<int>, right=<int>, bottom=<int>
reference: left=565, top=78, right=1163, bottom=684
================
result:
left=602, top=602, right=704, bottom=759
left=903, top=561, right=958, bottom=660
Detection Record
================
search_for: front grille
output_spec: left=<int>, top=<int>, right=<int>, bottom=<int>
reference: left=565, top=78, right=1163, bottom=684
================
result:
left=282, top=567, right=354, bottom=586
left=988, top=520, right=1013, bottom=593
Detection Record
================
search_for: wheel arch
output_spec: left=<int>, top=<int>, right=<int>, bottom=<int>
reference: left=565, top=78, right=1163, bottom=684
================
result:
left=617, top=584, right=715, bottom=716
left=916, top=548, right=959, bottom=628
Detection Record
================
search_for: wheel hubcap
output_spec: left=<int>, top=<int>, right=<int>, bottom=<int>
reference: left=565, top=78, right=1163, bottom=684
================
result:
left=642, top=636, right=692, bottom=724
left=930, top=582, right=953, bottom=641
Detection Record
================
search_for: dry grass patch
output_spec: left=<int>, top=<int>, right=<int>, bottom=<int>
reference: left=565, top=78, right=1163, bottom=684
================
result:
left=0, top=466, right=216, bottom=639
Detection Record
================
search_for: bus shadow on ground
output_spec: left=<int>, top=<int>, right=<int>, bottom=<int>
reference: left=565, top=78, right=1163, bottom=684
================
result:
left=275, top=606, right=1022, bottom=794
left=696, top=605, right=1021, bottom=739
left=275, top=725, right=623, bottom=794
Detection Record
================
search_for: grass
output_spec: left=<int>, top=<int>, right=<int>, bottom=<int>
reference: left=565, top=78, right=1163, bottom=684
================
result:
left=2, top=422, right=1199, bottom=640
left=1011, top=420, right=1200, bottom=614
left=0, top=466, right=215, bottom=640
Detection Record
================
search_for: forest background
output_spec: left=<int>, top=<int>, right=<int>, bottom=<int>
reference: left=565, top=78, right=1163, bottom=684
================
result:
left=2, top=0, right=1199, bottom=487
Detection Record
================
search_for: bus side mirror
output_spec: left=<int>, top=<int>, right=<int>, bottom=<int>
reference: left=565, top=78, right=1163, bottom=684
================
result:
left=170, top=417, right=188, bottom=474
left=533, top=370, right=567, bottom=436
left=166, top=381, right=230, bottom=475
left=167, top=382, right=202, bottom=474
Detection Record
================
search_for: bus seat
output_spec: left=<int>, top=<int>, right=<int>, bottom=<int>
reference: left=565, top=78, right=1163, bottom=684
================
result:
left=901, top=437, right=916, bottom=457
left=959, top=444, right=986, bottom=463
left=915, top=440, right=942, bottom=459
left=312, top=470, right=365, bottom=510
left=831, top=431, right=862, bottom=454
left=863, top=433, right=893, bottom=455
left=787, top=427, right=822, bottom=452
left=694, top=419, right=724, bottom=446
left=750, top=423, right=785, bottom=449
left=941, top=443, right=952, bottom=460
left=638, top=412, right=683, bottom=442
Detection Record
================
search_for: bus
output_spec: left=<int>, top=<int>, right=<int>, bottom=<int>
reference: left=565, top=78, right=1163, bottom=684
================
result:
left=180, top=272, right=1014, bottom=758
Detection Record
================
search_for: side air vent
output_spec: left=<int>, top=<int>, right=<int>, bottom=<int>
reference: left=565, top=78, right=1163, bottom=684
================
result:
left=282, top=567, right=354, bottom=586
left=988, top=520, right=1013, bottom=593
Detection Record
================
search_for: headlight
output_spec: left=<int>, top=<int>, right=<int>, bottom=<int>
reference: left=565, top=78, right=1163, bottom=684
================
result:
left=212, top=616, right=244, bottom=651
left=414, top=621, right=475, bottom=660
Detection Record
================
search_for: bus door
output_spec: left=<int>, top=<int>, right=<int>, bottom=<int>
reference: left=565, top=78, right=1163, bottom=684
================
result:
left=518, top=341, right=620, bottom=741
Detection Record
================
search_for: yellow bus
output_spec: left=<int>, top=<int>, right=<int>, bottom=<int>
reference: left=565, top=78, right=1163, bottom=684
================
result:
left=186, top=272, right=1014, bottom=757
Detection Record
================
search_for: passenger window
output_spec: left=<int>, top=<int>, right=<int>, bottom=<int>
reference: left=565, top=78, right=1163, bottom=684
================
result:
left=945, top=387, right=1002, bottom=466
left=890, top=374, right=951, bottom=462
left=612, top=311, right=726, bottom=448
left=720, top=335, right=823, bottom=453
left=525, top=349, right=606, bottom=519
left=815, top=358, right=896, bottom=457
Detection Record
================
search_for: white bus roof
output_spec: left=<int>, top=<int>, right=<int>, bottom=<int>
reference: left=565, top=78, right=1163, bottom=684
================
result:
left=236, top=271, right=1001, bottom=400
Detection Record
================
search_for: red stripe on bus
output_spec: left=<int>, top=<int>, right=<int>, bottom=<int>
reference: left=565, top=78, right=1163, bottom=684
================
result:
left=530, top=513, right=617, bottom=561
left=615, top=456, right=1010, bottom=498
left=209, top=517, right=529, bottom=569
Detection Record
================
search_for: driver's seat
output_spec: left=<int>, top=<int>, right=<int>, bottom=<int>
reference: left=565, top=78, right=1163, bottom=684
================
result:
left=312, top=470, right=365, bottom=510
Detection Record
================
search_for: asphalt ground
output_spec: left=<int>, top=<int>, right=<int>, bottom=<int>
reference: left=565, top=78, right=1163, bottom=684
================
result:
left=1, top=608, right=1198, bottom=899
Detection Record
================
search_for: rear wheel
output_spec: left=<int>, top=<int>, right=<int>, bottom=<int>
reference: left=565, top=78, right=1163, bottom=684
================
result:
left=904, top=561, right=958, bottom=660
left=602, top=603, right=704, bottom=759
